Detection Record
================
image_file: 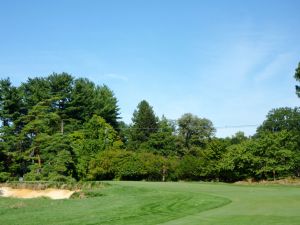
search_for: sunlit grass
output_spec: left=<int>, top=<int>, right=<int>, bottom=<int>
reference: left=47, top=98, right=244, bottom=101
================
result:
left=1, top=181, right=300, bottom=225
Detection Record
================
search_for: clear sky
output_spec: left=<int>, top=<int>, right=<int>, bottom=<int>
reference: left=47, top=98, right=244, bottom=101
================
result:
left=0, top=0, right=299, bottom=137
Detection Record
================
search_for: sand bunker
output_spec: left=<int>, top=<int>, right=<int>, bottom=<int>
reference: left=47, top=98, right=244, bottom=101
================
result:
left=0, top=187, right=75, bottom=199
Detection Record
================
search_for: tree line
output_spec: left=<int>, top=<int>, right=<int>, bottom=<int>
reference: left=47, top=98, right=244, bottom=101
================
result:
left=0, top=63, right=300, bottom=182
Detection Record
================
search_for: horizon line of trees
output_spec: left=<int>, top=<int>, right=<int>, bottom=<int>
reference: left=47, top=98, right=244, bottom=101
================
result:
left=0, top=62, right=300, bottom=182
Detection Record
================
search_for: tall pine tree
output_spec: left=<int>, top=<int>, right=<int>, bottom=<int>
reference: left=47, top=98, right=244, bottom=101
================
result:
left=295, top=62, right=300, bottom=98
left=128, top=100, right=158, bottom=150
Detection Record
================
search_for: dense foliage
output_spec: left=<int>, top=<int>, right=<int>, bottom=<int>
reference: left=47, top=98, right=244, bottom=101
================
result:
left=0, top=65, right=300, bottom=182
left=295, top=62, right=300, bottom=98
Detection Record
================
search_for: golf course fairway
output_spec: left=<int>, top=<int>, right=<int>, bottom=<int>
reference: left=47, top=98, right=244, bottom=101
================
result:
left=0, top=181, right=299, bottom=225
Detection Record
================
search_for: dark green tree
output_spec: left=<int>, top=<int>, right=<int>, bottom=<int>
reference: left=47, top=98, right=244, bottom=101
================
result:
left=20, top=77, right=51, bottom=109
left=68, top=78, right=93, bottom=121
left=48, top=73, right=73, bottom=100
left=48, top=73, right=74, bottom=133
left=0, top=74, right=124, bottom=181
left=0, top=78, right=24, bottom=126
left=295, top=62, right=300, bottom=98
left=0, top=126, right=14, bottom=181
left=93, top=85, right=120, bottom=129
left=142, top=116, right=177, bottom=156
left=68, top=79, right=120, bottom=129
left=24, top=133, right=76, bottom=182
left=128, top=100, right=158, bottom=150
left=16, top=100, right=61, bottom=178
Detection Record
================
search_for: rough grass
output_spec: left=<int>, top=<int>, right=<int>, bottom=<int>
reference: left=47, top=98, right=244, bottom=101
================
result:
left=235, top=177, right=300, bottom=185
left=1, top=181, right=300, bottom=225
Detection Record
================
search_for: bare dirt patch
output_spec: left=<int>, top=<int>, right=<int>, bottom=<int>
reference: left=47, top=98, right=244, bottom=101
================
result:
left=235, top=178, right=300, bottom=186
left=0, top=187, right=75, bottom=199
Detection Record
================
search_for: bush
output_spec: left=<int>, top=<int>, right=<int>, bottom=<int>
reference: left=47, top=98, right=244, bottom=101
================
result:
left=176, top=155, right=203, bottom=180
left=0, top=172, right=10, bottom=182
left=88, top=150, right=168, bottom=181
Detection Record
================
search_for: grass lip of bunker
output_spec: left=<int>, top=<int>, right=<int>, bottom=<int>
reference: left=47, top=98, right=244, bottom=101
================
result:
left=0, top=186, right=75, bottom=200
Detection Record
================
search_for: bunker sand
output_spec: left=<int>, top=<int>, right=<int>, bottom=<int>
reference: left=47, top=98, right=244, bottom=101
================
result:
left=0, top=187, right=74, bottom=199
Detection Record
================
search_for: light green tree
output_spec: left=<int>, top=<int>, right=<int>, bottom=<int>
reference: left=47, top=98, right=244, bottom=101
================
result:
left=71, top=115, right=122, bottom=179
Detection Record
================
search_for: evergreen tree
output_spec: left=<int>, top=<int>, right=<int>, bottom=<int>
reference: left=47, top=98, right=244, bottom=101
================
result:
left=48, top=73, right=74, bottom=134
left=0, top=78, right=24, bottom=126
left=21, top=77, right=51, bottom=109
left=0, top=74, right=124, bottom=181
left=93, top=85, right=120, bottom=129
left=128, top=100, right=158, bottom=150
left=295, top=62, right=300, bottom=98
left=68, top=79, right=120, bottom=129
left=68, top=78, right=96, bottom=122
left=142, top=116, right=177, bottom=156
left=24, top=133, right=76, bottom=182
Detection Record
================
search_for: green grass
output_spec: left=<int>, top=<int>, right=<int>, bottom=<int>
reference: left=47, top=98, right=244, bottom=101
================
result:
left=1, top=181, right=300, bottom=225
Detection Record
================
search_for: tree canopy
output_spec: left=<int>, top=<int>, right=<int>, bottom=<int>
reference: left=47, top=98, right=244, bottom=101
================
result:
left=128, top=100, right=158, bottom=150
left=1, top=64, right=300, bottom=182
left=256, top=107, right=300, bottom=134
left=295, top=62, right=300, bottom=98
left=178, top=113, right=215, bottom=150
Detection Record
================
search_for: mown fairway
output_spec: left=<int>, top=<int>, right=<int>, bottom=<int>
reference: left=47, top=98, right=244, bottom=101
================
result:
left=0, top=181, right=300, bottom=225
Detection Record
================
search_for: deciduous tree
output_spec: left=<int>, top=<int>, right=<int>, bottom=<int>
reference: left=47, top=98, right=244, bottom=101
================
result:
left=177, top=113, right=215, bottom=150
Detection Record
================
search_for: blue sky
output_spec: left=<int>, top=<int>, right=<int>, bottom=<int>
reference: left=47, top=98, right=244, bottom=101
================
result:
left=0, top=0, right=299, bottom=137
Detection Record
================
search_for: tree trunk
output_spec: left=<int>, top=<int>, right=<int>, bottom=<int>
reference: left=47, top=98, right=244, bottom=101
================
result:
left=37, top=154, right=42, bottom=174
left=162, top=165, right=167, bottom=182
left=61, top=119, right=64, bottom=134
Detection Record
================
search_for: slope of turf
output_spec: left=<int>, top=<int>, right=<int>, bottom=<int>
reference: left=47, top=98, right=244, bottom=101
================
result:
left=115, top=182, right=300, bottom=225
left=0, top=183, right=229, bottom=225
left=1, top=181, right=300, bottom=225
